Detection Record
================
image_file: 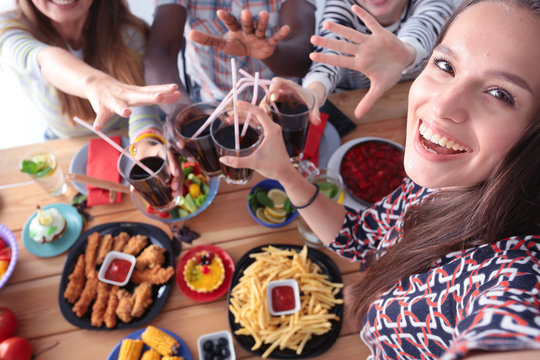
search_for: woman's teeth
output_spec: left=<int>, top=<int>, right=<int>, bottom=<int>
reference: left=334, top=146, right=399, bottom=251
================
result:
left=51, top=0, right=76, bottom=5
left=419, top=122, right=468, bottom=152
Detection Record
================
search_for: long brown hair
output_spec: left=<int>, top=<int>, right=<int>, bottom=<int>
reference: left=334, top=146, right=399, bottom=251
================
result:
left=346, top=0, right=540, bottom=331
left=12, top=0, right=148, bottom=123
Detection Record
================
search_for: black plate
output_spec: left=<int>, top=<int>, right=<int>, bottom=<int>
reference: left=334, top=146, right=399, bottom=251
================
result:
left=58, top=222, right=174, bottom=330
left=227, top=244, right=343, bottom=358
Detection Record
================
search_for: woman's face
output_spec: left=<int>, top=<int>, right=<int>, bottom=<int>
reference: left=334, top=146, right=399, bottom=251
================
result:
left=30, top=0, right=93, bottom=29
left=404, top=1, right=540, bottom=190
left=356, top=0, right=409, bottom=26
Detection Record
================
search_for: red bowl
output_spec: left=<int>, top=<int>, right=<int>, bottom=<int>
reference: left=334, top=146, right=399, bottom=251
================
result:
left=339, top=138, right=405, bottom=207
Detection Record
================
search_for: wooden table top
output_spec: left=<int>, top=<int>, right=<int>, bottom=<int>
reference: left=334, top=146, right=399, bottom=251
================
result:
left=0, top=81, right=411, bottom=359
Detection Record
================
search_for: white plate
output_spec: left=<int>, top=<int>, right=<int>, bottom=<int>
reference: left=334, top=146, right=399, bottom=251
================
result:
left=327, top=137, right=403, bottom=211
left=69, top=137, right=129, bottom=194
left=318, top=122, right=340, bottom=168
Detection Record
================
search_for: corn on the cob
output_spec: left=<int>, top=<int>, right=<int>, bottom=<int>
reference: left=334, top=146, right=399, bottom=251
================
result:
left=141, top=349, right=162, bottom=360
left=141, top=326, right=179, bottom=356
left=118, top=339, right=144, bottom=360
left=162, top=357, right=184, bottom=360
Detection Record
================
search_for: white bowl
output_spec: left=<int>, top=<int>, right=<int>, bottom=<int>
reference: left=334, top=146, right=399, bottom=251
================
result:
left=197, top=330, right=236, bottom=360
left=266, top=279, right=301, bottom=316
left=97, top=251, right=135, bottom=286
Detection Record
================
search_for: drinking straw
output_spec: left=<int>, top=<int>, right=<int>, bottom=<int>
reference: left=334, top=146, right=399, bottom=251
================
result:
left=73, top=116, right=157, bottom=177
left=231, top=58, right=240, bottom=151
left=238, top=69, right=279, bottom=113
left=241, top=71, right=259, bottom=137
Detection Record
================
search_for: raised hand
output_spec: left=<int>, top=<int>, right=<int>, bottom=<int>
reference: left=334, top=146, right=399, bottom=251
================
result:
left=310, top=5, right=416, bottom=119
left=189, top=9, right=290, bottom=59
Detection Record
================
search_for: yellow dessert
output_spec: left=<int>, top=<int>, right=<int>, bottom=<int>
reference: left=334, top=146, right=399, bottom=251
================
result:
left=183, top=251, right=225, bottom=293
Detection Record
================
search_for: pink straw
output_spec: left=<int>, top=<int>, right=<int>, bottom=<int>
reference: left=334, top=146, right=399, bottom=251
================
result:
left=241, top=71, right=259, bottom=137
left=231, top=59, right=240, bottom=151
left=238, top=69, right=279, bottom=113
left=73, top=116, right=157, bottom=177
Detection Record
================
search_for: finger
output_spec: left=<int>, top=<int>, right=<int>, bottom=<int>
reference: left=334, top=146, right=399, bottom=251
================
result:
left=321, top=20, right=369, bottom=44
left=217, top=9, right=241, bottom=32
left=268, top=25, right=290, bottom=47
left=236, top=100, right=278, bottom=134
left=255, top=11, right=269, bottom=38
left=309, top=52, right=356, bottom=70
left=240, top=9, right=254, bottom=34
left=219, top=155, right=250, bottom=170
left=155, top=91, right=182, bottom=105
left=351, top=5, right=384, bottom=34
left=310, top=35, right=359, bottom=55
left=93, top=108, right=121, bottom=130
left=309, top=107, right=321, bottom=126
left=354, top=85, right=385, bottom=118
left=189, top=30, right=227, bottom=49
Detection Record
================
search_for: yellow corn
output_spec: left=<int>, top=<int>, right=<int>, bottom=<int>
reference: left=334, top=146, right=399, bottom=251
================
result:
left=118, top=339, right=144, bottom=360
left=141, top=349, right=162, bottom=360
left=141, top=326, right=179, bottom=356
left=162, top=357, right=184, bottom=360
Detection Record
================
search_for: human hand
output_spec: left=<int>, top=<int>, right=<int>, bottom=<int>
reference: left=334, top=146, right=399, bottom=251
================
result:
left=310, top=5, right=416, bottom=118
left=84, top=73, right=181, bottom=130
left=189, top=9, right=290, bottom=59
left=265, top=77, right=320, bottom=125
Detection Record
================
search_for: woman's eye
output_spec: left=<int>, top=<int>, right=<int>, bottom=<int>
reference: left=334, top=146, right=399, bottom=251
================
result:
left=433, top=58, right=455, bottom=75
left=487, top=88, right=515, bottom=105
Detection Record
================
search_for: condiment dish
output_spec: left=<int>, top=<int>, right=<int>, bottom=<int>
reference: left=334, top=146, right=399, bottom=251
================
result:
left=98, top=251, right=136, bottom=286
left=267, top=279, right=301, bottom=316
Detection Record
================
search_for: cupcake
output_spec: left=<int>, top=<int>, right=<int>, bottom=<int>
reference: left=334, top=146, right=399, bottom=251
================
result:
left=183, top=251, right=225, bottom=293
left=29, top=206, right=67, bottom=244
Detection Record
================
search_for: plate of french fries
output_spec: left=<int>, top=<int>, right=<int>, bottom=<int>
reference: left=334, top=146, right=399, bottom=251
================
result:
left=58, top=222, right=175, bottom=330
left=227, top=245, right=344, bottom=358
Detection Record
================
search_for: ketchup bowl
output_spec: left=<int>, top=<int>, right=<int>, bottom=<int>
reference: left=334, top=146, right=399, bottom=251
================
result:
left=266, top=279, right=301, bottom=316
left=98, top=251, right=136, bottom=287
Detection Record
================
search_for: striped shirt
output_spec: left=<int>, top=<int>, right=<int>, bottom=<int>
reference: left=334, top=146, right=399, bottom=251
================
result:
left=329, top=178, right=540, bottom=359
left=156, top=0, right=316, bottom=103
left=303, top=0, right=455, bottom=98
left=0, top=12, right=161, bottom=141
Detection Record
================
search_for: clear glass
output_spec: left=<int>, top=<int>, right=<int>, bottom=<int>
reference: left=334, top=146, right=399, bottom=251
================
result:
left=21, top=147, right=67, bottom=196
left=173, top=102, right=222, bottom=177
left=267, top=88, right=315, bottom=164
left=296, top=167, right=344, bottom=248
left=210, top=106, right=264, bottom=185
left=117, top=138, right=178, bottom=212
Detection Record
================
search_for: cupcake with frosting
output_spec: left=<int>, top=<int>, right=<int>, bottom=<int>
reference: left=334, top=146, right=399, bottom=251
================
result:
left=29, top=206, right=67, bottom=244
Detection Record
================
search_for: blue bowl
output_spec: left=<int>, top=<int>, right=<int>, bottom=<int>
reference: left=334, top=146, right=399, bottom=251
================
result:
left=247, top=179, right=298, bottom=228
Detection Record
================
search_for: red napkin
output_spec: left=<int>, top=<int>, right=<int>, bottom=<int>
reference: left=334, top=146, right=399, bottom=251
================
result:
left=303, top=112, right=329, bottom=167
left=86, top=136, right=123, bottom=206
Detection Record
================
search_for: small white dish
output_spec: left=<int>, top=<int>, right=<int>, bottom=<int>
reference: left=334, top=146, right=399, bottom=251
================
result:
left=197, top=330, right=235, bottom=360
left=267, top=279, right=301, bottom=316
left=98, top=251, right=135, bottom=286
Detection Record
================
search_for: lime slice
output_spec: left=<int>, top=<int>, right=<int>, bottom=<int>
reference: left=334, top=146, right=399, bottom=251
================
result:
left=267, top=189, right=287, bottom=209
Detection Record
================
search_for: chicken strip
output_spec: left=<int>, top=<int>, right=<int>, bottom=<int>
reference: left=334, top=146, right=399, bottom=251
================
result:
left=85, top=232, right=101, bottom=276
left=90, top=281, right=110, bottom=327
left=123, top=234, right=149, bottom=256
left=72, top=270, right=99, bottom=317
left=112, top=231, right=130, bottom=252
left=104, top=286, right=120, bottom=329
left=96, top=233, right=113, bottom=265
left=135, top=244, right=166, bottom=270
left=131, top=265, right=175, bottom=285
left=64, top=254, right=86, bottom=303
left=116, top=289, right=134, bottom=323
left=131, top=282, right=153, bottom=317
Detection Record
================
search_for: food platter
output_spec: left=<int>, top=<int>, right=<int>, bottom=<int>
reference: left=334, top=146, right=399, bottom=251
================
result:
left=227, top=244, right=343, bottom=358
left=176, top=244, right=235, bottom=303
left=58, top=222, right=174, bottom=330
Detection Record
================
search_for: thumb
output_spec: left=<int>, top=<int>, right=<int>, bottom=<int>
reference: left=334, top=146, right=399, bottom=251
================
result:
left=354, top=86, right=384, bottom=119
left=220, top=155, right=249, bottom=169
left=309, top=107, right=321, bottom=126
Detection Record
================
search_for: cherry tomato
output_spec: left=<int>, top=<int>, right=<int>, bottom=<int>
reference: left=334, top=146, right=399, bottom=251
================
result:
left=0, top=308, right=17, bottom=342
left=146, top=205, right=158, bottom=214
left=158, top=211, right=170, bottom=219
left=0, top=237, right=5, bottom=251
left=0, top=337, right=32, bottom=360
left=0, top=247, right=11, bottom=262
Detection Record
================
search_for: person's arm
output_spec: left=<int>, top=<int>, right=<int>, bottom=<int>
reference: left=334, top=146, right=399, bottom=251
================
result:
left=144, top=4, right=193, bottom=117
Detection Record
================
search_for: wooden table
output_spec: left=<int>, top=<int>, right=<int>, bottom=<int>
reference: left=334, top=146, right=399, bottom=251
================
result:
left=0, top=82, right=411, bottom=359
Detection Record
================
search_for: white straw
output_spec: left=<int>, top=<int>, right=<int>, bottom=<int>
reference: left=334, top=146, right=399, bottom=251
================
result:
left=73, top=116, right=157, bottom=177
left=231, top=59, right=240, bottom=151
left=241, top=71, right=259, bottom=137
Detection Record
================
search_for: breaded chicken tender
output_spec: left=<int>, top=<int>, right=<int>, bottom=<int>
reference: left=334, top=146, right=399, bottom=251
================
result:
left=116, top=289, right=134, bottom=323
left=135, top=244, right=166, bottom=270
left=112, top=231, right=130, bottom=252
left=91, top=281, right=110, bottom=327
left=72, top=270, right=99, bottom=317
left=96, top=233, right=113, bottom=265
left=131, top=282, right=153, bottom=317
left=64, top=254, right=86, bottom=303
left=131, top=265, right=175, bottom=285
left=123, top=234, right=149, bottom=256
left=104, top=286, right=120, bottom=329
left=85, top=232, right=101, bottom=276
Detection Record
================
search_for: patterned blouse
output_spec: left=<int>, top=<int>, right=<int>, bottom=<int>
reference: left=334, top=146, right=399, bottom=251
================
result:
left=328, top=178, right=540, bottom=359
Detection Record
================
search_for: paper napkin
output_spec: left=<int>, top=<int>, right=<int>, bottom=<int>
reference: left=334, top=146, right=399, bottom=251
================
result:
left=86, top=137, right=123, bottom=206
left=302, top=112, right=329, bottom=167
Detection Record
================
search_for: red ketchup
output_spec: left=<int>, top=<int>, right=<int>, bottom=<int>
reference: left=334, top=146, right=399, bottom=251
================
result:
left=271, top=285, right=295, bottom=312
left=104, top=258, right=132, bottom=283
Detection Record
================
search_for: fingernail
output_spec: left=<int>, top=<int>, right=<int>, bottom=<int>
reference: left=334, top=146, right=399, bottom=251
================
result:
left=270, top=94, right=277, bottom=102
left=219, top=157, right=229, bottom=165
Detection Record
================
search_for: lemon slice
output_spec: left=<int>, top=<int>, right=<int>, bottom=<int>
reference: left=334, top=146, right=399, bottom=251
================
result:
left=263, top=208, right=286, bottom=224
left=265, top=206, right=287, bottom=218
left=267, top=189, right=287, bottom=209
left=255, top=207, right=270, bottom=223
